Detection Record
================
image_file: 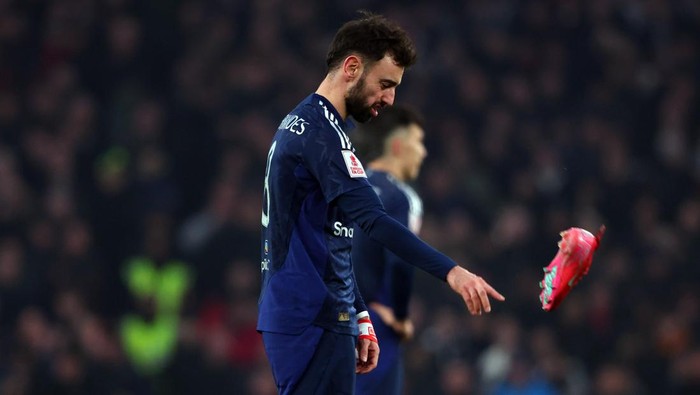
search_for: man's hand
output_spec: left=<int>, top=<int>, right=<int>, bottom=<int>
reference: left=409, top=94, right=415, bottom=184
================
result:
left=446, top=266, right=505, bottom=315
left=356, top=337, right=379, bottom=374
left=356, top=311, right=379, bottom=374
left=369, top=302, right=415, bottom=341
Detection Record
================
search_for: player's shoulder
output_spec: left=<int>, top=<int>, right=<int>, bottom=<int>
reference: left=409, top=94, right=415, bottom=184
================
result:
left=369, top=171, right=399, bottom=189
left=368, top=171, right=403, bottom=199
left=276, top=97, right=321, bottom=137
left=277, top=94, right=350, bottom=140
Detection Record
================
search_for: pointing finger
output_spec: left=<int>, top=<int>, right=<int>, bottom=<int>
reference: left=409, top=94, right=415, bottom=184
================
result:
left=484, top=282, right=506, bottom=301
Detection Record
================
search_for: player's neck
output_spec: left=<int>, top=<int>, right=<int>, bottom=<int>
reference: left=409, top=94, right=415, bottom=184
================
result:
left=316, top=75, right=348, bottom=120
left=369, top=159, right=405, bottom=182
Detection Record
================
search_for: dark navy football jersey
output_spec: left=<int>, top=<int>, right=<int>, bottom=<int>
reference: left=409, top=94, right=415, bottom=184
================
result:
left=353, top=170, right=423, bottom=320
left=258, top=93, right=371, bottom=335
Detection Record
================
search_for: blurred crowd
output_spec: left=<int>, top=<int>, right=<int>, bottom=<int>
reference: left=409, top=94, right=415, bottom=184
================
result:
left=1, top=0, right=699, bottom=394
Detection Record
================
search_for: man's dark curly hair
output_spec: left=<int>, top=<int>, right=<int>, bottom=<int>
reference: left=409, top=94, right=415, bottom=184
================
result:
left=326, top=11, right=417, bottom=71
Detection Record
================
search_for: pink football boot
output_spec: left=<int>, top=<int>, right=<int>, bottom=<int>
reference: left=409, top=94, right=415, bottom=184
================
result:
left=540, top=225, right=605, bottom=311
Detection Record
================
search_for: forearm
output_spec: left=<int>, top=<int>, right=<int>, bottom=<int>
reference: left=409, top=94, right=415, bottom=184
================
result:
left=368, top=215, right=454, bottom=280
left=338, top=186, right=456, bottom=280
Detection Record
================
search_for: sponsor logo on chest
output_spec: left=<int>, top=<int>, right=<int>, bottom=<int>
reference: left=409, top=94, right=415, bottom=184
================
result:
left=332, top=221, right=353, bottom=238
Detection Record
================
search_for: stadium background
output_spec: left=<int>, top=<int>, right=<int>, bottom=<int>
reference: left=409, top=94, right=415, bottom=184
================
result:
left=1, top=0, right=699, bottom=394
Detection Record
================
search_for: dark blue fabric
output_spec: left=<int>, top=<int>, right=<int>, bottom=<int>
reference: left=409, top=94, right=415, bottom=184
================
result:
left=353, top=170, right=418, bottom=319
left=262, top=325, right=324, bottom=394
left=258, top=94, right=371, bottom=335
left=293, top=330, right=357, bottom=395
left=263, top=325, right=357, bottom=395
left=337, top=187, right=455, bottom=280
left=354, top=171, right=418, bottom=395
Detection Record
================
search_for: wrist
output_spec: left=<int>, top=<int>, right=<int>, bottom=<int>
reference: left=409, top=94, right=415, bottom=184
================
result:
left=357, top=311, right=378, bottom=343
left=446, top=265, right=466, bottom=288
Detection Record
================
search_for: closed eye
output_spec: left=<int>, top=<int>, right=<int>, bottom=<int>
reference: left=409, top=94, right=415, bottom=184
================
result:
left=380, top=80, right=398, bottom=90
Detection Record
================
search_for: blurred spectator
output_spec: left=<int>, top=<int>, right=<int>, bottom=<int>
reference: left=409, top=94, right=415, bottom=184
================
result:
left=1, top=0, right=700, bottom=393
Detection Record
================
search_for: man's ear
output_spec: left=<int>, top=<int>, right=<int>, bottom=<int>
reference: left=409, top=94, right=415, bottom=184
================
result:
left=342, top=55, right=363, bottom=81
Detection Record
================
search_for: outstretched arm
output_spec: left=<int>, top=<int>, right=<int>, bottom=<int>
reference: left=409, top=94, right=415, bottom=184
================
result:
left=338, top=186, right=505, bottom=315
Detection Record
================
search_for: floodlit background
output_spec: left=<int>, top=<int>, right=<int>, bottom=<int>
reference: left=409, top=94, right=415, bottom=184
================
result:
left=1, top=0, right=699, bottom=394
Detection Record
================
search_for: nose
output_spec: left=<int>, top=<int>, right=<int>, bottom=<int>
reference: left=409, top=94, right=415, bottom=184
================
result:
left=383, top=88, right=396, bottom=106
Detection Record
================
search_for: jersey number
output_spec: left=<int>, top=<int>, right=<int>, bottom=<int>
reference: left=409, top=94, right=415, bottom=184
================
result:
left=261, top=141, right=277, bottom=227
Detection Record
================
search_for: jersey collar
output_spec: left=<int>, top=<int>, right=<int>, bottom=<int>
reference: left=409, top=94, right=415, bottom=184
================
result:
left=311, top=93, right=354, bottom=132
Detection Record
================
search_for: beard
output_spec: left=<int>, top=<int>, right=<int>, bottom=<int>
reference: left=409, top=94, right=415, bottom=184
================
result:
left=345, top=76, right=374, bottom=123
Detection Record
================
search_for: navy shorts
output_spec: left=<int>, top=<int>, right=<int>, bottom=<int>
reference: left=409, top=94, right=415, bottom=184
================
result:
left=263, top=325, right=357, bottom=394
